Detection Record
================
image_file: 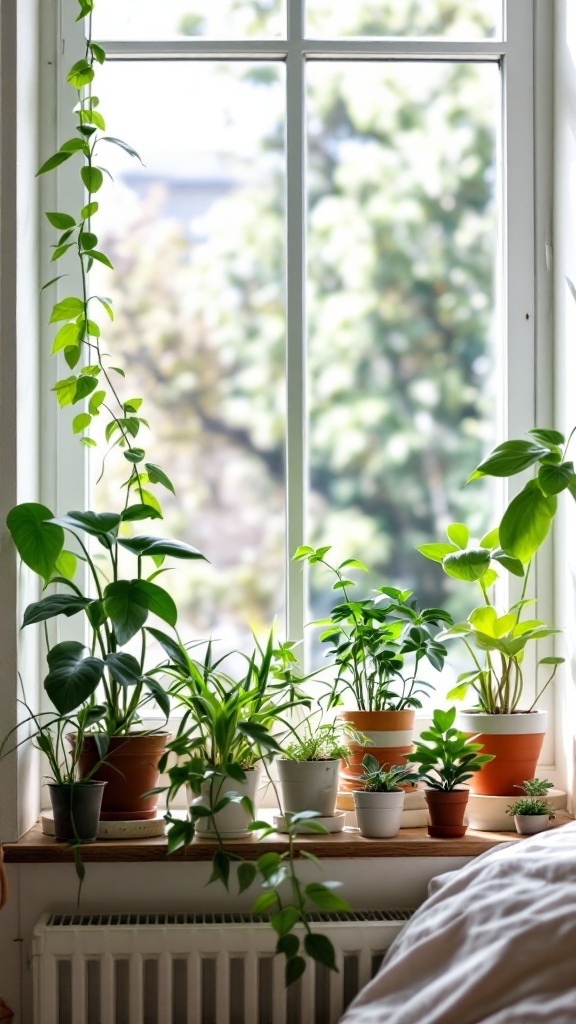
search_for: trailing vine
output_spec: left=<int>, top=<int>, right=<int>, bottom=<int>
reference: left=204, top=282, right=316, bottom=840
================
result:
left=39, top=0, right=174, bottom=511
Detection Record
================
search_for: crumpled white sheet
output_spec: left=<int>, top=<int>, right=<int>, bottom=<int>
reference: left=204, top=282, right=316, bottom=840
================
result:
left=339, top=821, right=576, bottom=1024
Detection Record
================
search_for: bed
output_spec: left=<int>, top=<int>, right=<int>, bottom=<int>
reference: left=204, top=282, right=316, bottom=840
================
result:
left=339, top=820, right=576, bottom=1023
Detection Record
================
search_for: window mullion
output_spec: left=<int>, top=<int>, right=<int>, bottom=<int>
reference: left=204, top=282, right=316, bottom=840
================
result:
left=285, top=1, right=306, bottom=647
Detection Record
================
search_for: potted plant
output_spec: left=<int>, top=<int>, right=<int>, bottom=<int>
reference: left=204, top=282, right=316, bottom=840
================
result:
left=159, top=631, right=307, bottom=839
left=406, top=707, right=494, bottom=837
left=276, top=715, right=359, bottom=819
left=419, top=520, right=562, bottom=795
left=6, top=504, right=206, bottom=820
left=294, top=546, right=452, bottom=788
left=352, top=755, right=416, bottom=838
left=507, top=778, right=556, bottom=835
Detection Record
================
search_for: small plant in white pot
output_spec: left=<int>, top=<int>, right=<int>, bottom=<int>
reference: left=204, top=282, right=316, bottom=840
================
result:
left=277, top=717, right=359, bottom=819
left=353, top=755, right=417, bottom=838
left=507, top=778, right=555, bottom=835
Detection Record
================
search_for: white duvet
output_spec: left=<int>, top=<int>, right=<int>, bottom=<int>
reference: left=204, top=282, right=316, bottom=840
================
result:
left=340, top=821, right=576, bottom=1024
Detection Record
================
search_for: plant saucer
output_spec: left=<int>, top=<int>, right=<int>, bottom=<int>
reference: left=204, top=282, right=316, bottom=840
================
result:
left=273, top=811, right=346, bottom=834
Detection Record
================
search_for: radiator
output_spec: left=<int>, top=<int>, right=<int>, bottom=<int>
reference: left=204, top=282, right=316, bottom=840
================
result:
left=32, top=909, right=413, bottom=1024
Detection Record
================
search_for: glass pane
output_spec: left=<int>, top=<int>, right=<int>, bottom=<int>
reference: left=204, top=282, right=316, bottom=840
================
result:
left=306, top=61, right=499, bottom=685
left=92, top=0, right=285, bottom=40
left=306, top=1, right=501, bottom=39
left=89, top=61, right=286, bottom=649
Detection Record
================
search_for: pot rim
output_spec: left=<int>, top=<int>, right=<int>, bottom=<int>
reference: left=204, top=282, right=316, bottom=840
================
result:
left=457, top=709, right=547, bottom=735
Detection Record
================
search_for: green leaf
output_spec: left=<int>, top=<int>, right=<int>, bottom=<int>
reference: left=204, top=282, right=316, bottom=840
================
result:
left=54, top=550, right=77, bottom=580
left=285, top=956, right=306, bottom=987
left=446, top=523, right=469, bottom=548
left=271, top=907, right=299, bottom=936
left=117, top=536, right=207, bottom=561
left=104, top=652, right=142, bottom=687
left=44, top=641, right=104, bottom=714
left=64, top=345, right=81, bottom=370
left=144, top=678, right=170, bottom=720
left=252, top=892, right=279, bottom=915
left=145, top=463, right=176, bottom=495
left=52, top=322, right=80, bottom=354
left=103, top=581, right=149, bottom=645
left=443, top=548, right=491, bottom=582
left=417, top=542, right=458, bottom=563
left=46, top=211, right=76, bottom=229
left=276, top=934, right=300, bottom=958
left=72, top=375, right=99, bottom=403
left=121, top=503, right=163, bottom=522
left=50, top=510, right=120, bottom=537
left=51, top=242, right=74, bottom=262
left=72, top=413, right=91, bottom=435
left=66, top=59, right=94, bottom=88
left=81, top=201, right=99, bottom=219
left=81, top=166, right=103, bottom=194
left=538, top=461, right=575, bottom=496
left=88, top=249, right=113, bottom=269
left=89, top=390, right=106, bottom=415
left=124, top=448, right=146, bottom=464
left=304, top=933, right=336, bottom=971
left=22, top=593, right=92, bottom=627
left=237, top=862, right=257, bottom=894
left=79, top=231, right=98, bottom=251
left=469, top=440, right=552, bottom=482
left=6, top=502, right=62, bottom=584
left=37, top=151, right=73, bottom=175
left=145, top=627, right=189, bottom=671
left=41, top=275, right=67, bottom=292
left=90, top=42, right=106, bottom=64
left=491, top=548, right=525, bottom=578
left=529, top=428, right=565, bottom=446
left=304, top=883, right=351, bottom=912
left=52, top=376, right=77, bottom=407
left=499, top=481, right=557, bottom=562
left=50, top=296, right=85, bottom=323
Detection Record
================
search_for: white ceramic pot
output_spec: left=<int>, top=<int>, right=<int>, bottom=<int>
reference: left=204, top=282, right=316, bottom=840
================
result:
left=352, top=789, right=405, bottom=838
left=514, top=813, right=550, bottom=835
left=190, top=767, right=260, bottom=840
left=277, top=758, right=340, bottom=817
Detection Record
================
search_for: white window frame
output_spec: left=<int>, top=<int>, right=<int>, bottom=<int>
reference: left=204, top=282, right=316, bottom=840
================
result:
left=0, top=0, right=559, bottom=837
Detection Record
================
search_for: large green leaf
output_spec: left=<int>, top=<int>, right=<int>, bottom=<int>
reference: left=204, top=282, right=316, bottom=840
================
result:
left=146, top=627, right=190, bottom=671
left=468, top=440, right=552, bottom=482
left=104, top=652, right=142, bottom=687
left=50, top=510, right=121, bottom=538
left=442, top=548, right=491, bottom=582
left=538, top=461, right=576, bottom=496
left=446, top=523, right=469, bottom=549
left=136, top=580, right=178, bottom=627
left=6, top=503, right=63, bottom=584
left=499, top=481, right=557, bottom=562
left=22, top=594, right=91, bottom=627
left=417, top=542, right=457, bottom=563
left=44, top=641, right=104, bottom=714
left=117, top=535, right=206, bottom=560
left=103, top=581, right=150, bottom=644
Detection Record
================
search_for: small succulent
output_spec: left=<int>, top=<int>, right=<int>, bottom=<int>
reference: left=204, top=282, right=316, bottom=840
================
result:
left=519, top=777, right=554, bottom=797
left=358, top=754, right=417, bottom=792
left=507, top=797, right=555, bottom=818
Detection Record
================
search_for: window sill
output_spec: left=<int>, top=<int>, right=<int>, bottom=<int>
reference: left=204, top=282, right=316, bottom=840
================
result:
left=3, top=813, right=572, bottom=864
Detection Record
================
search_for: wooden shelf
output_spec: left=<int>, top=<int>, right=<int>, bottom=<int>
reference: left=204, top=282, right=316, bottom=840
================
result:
left=3, top=813, right=571, bottom=864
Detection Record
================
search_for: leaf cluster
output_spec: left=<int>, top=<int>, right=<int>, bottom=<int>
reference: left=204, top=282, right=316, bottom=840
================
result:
left=294, top=546, right=452, bottom=711
left=406, top=707, right=494, bottom=791
left=507, top=797, right=555, bottom=818
left=282, top=715, right=360, bottom=762
left=357, top=754, right=417, bottom=792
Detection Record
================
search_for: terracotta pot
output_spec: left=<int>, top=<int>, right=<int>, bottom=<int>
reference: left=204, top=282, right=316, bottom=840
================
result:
left=74, top=733, right=168, bottom=820
left=424, top=787, right=469, bottom=838
left=353, top=789, right=405, bottom=838
left=514, top=813, right=550, bottom=835
left=277, top=758, right=340, bottom=816
left=48, top=781, right=106, bottom=842
left=338, top=709, right=415, bottom=791
left=457, top=710, right=547, bottom=796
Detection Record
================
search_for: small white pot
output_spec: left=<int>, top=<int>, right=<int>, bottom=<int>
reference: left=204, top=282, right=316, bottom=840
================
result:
left=353, top=789, right=405, bottom=838
left=190, top=767, right=260, bottom=840
left=277, top=758, right=340, bottom=817
left=514, top=813, right=550, bottom=835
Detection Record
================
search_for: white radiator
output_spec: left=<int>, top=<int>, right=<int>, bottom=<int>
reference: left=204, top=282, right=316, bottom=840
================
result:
left=32, top=909, right=413, bottom=1024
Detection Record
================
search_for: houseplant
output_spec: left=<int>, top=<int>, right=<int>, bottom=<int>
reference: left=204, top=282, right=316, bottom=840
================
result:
left=294, top=545, right=452, bottom=788
left=419, top=520, right=562, bottom=795
left=276, top=715, right=358, bottom=818
left=507, top=778, right=555, bottom=835
left=406, top=707, right=494, bottom=837
left=352, top=755, right=417, bottom=838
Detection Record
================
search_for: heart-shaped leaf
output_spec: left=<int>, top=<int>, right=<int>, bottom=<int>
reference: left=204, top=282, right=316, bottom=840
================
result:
left=44, top=640, right=104, bottom=714
left=22, top=594, right=92, bottom=627
left=499, top=481, right=556, bottom=562
left=443, top=548, right=491, bottom=582
left=6, top=503, right=63, bottom=584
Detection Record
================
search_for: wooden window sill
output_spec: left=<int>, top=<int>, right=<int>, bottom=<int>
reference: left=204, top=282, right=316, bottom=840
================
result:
left=3, top=813, right=571, bottom=864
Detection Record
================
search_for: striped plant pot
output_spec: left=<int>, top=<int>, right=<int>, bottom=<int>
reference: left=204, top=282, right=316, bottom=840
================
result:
left=457, top=710, right=547, bottom=796
left=338, top=709, right=416, bottom=791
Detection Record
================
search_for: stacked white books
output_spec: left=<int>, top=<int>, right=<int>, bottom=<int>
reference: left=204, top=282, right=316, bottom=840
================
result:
left=336, top=787, right=429, bottom=829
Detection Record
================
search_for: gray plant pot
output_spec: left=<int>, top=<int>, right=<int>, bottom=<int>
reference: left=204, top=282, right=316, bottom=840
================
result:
left=353, top=789, right=405, bottom=838
left=48, top=781, right=107, bottom=842
left=277, top=758, right=340, bottom=817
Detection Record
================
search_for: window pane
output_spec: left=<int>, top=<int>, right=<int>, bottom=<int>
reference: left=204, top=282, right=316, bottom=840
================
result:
left=92, top=0, right=285, bottom=40
left=306, top=61, right=499, bottom=638
left=306, top=0, right=501, bottom=39
left=90, top=62, right=286, bottom=648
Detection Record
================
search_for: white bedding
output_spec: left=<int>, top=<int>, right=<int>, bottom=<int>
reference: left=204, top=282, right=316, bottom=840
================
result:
left=340, top=821, right=576, bottom=1024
